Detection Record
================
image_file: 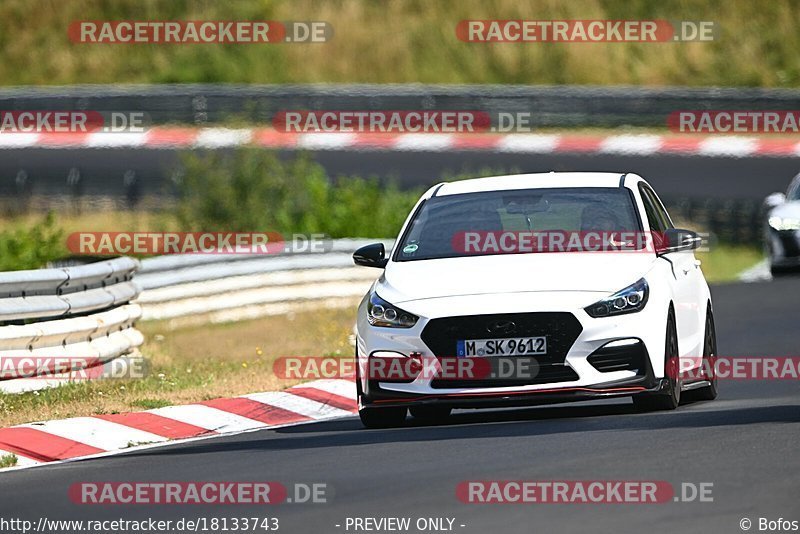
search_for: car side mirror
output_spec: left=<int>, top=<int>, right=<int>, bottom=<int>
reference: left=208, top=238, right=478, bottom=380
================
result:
left=659, top=228, right=701, bottom=254
left=353, top=243, right=388, bottom=268
left=764, top=192, right=787, bottom=209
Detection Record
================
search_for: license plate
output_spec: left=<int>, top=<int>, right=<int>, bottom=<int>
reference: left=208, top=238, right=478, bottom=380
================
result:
left=457, top=337, right=547, bottom=357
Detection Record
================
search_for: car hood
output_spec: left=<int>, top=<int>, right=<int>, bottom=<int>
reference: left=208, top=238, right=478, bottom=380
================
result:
left=379, top=252, right=656, bottom=304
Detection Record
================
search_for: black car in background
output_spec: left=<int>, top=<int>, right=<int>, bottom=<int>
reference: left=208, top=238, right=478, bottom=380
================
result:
left=765, top=172, right=800, bottom=275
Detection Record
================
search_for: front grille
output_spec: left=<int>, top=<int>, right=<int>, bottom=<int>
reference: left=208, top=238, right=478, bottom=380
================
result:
left=778, top=231, right=800, bottom=257
left=587, top=340, right=648, bottom=373
left=421, top=312, right=582, bottom=362
left=422, top=312, right=583, bottom=388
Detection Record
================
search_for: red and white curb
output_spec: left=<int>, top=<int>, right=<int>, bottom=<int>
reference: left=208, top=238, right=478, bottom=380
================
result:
left=0, top=379, right=356, bottom=471
left=0, top=128, right=798, bottom=157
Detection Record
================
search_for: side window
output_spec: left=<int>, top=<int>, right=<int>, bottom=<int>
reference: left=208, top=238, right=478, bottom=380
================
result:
left=638, top=185, right=668, bottom=232
left=649, top=188, right=674, bottom=230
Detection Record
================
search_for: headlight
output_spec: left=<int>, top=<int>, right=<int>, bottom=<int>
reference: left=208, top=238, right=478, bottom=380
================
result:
left=585, top=278, right=649, bottom=318
left=768, top=216, right=800, bottom=231
left=367, top=293, right=418, bottom=328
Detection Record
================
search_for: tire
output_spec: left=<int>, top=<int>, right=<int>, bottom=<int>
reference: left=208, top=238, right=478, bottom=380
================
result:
left=689, top=306, right=718, bottom=401
left=633, top=309, right=681, bottom=412
left=409, top=405, right=452, bottom=422
left=355, top=347, right=407, bottom=428
left=358, top=406, right=407, bottom=428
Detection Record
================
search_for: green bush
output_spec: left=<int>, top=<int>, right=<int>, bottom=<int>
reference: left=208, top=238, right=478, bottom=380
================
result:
left=0, top=212, right=65, bottom=271
left=0, top=453, right=18, bottom=468
left=176, top=149, right=424, bottom=238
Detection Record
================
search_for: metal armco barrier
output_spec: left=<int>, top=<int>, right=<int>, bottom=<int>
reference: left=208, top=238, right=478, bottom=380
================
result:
left=2, top=84, right=799, bottom=127
left=0, top=257, right=143, bottom=393
left=134, top=239, right=392, bottom=325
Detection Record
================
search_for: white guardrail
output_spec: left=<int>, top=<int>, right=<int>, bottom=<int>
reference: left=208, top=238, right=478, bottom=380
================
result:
left=134, top=239, right=393, bottom=326
left=0, top=257, right=142, bottom=393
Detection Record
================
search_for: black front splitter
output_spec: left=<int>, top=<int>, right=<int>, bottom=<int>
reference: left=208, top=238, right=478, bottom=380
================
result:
left=361, top=378, right=671, bottom=411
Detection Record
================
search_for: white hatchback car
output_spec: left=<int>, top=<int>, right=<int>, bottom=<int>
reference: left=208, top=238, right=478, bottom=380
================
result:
left=353, top=172, right=717, bottom=428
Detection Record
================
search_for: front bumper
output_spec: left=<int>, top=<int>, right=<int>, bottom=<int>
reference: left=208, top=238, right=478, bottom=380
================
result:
left=356, top=292, right=671, bottom=408
left=767, top=228, right=800, bottom=267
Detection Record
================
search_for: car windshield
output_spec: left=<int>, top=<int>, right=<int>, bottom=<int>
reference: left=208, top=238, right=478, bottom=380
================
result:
left=395, top=187, right=643, bottom=261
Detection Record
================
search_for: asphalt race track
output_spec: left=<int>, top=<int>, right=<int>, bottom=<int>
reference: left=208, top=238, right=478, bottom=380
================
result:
left=1, top=147, right=799, bottom=200
left=1, top=276, right=798, bottom=534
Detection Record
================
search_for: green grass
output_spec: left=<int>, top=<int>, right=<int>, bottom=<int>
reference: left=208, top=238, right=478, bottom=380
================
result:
left=0, top=0, right=798, bottom=87
left=696, top=244, right=763, bottom=284
left=129, top=398, right=173, bottom=410
left=0, top=453, right=18, bottom=468
left=0, top=212, right=65, bottom=271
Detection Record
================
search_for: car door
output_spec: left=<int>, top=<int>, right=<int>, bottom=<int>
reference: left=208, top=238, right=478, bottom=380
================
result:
left=639, top=184, right=702, bottom=358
